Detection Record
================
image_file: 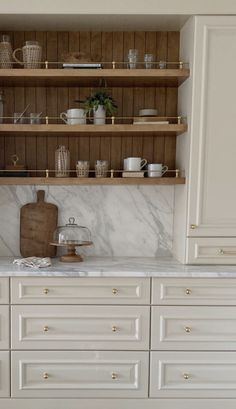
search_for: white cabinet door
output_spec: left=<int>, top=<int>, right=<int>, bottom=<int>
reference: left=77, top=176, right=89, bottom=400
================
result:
left=11, top=305, right=150, bottom=350
left=151, top=306, right=236, bottom=350
left=150, top=351, right=236, bottom=398
left=0, top=351, right=10, bottom=397
left=0, top=278, right=9, bottom=304
left=187, top=17, right=236, bottom=237
left=11, top=351, right=148, bottom=398
left=0, top=306, right=9, bottom=349
left=11, top=277, right=150, bottom=305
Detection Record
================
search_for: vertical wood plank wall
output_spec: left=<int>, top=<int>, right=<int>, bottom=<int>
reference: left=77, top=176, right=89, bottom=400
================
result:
left=0, top=31, right=179, bottom=172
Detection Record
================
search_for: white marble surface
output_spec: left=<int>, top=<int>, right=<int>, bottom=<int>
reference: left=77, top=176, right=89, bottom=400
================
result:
left=0, top=256, right=236, bottom=277
left=0, top=185, right=173, bottom=257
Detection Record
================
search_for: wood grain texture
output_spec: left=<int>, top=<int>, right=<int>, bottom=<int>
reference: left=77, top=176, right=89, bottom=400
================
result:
left=1, top=30, right=180, bottom=173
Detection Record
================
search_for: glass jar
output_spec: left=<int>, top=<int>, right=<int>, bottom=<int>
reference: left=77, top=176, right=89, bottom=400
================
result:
left=53, top=217, right=92, bottom=245
left=55, top=145, right=70, bottom=177
left=0, top=34, right=13, bottom=68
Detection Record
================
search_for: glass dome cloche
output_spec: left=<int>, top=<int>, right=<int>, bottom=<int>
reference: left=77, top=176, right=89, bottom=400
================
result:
left=50, top=217, right=93, bottom=262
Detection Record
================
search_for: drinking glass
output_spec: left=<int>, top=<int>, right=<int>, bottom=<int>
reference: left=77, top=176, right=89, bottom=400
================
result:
left=95, top=160, right=109, bottom=178
left=159, top=60, right=167, bottom=69
left=29, top=113, right=41, bottom=124
left=144, top=53, right=154, bottom=69
left=13, top=113, right=25, bottom=124
left=127, top=49, right=138, bottom=69
left=76, top=161, right=90, bottom=178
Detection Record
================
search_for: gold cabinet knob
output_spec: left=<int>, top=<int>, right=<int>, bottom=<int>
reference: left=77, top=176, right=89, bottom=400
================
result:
left=112, top=288, right=118, bottom=295
left=190, top=224, right=197, bottom=229
left=185, top=326, right=191, bottom=333
left=43, top=288, right=49, bottom=295
left=185, top=288, right=191, bottom=295
left=112, top=326, right=117, bottom=332
left=183, top=373, right=189, bottom=380
left=111, top=372, right=118, bottom=380
left=43, top=372, right=49, bottom=379
left=43, top=326, right=49, bottom=332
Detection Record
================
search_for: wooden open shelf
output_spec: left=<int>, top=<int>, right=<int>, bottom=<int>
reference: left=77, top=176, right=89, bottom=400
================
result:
left=0, top=123, right=187, bottom=135
left=0, top=177, right=185, bottom=186
left=0, top=68, right=190, bottom=88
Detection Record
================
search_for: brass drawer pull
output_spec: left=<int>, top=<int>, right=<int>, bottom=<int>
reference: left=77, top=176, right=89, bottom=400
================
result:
left=185, top=326, right=191, bottom=333
left=112, top=288, right=118, bottom=295
left=218, top=249, right=236, bottom=255
left=43, top=326, right=49, bottom=332
left=111, top=372, right=118, bottom=380
left=190, top=224, right=197, bottom=229
left=112, top=326, right=118, bottom=332
left=43, top=288, right=49, bottom=295
left=43, top=372, right=49, bottom=379
left=185, top=288, right=191, bottom=295
left=183, top=373, right=189, bottom=380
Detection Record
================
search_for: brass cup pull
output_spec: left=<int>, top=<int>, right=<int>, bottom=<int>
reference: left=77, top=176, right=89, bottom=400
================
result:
left=185, top=288, right=191, bottom=295
left=43, top=288, right=49, bottom=295
left=112, top=288, right=118, bottom=295
left=185, top=326, right=191, bottom=333
left=111, top=372, right=118, bottom=380
left=43, top=326, right=49, bottom=332
left=43, top=372, right=49, bottom=379
left=183, top=373, right=189, bottom=380
left=190, top=224, right=197, bottom=229
left=112, top=326, right=117, bottom=332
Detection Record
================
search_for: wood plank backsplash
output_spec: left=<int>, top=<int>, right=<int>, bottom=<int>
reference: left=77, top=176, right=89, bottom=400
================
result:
left=0, top=31, right=179, bottom=172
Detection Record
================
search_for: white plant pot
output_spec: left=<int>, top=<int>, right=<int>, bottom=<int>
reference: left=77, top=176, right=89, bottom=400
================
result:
left=93, top=105, right=106, bottom=125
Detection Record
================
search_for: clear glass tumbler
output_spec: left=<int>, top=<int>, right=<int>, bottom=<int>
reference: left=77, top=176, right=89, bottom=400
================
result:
left=95, top=160, right=109, bottom=178
left=144, top=53, right=155, bottom=69
left=55, top=145, right=70, bottom=178
left=127, top=49, right=138, bottom=69
left=76, top=161, right=90, bottom=178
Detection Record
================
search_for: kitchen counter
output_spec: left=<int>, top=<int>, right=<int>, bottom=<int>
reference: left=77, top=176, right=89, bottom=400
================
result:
left=0, top=256, right=236, bottom=277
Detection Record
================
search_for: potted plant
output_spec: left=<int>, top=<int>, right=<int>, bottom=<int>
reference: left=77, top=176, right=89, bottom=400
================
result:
left=76, top=91, right=118, bottom=125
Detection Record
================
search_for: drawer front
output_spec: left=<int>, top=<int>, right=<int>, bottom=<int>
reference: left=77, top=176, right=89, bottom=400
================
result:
left=12, top=305, right=150, bottom=350
left=11, top=350, right=148, bottom=398
left=0, top=306, right=9, bottom=349
left=11, top=277, right=150, bottom=304
left=152, top=278, right=236, bottom=305
left=0, top=278, right=9, bottom=304
left=151, top=306, right=236, bottom=350
left=187, top=237, right=236, bottom=264
left=150, top=351, right=236, bottom=398
left=0, top=351, right=10, bottom=397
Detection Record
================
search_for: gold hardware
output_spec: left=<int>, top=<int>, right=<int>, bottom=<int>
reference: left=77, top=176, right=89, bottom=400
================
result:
left=111, top=169, right=114, bottom=178
left=43, top=372, right=49, bottom=379
left=185, top=288, right=191, bottom=295
left=43, top=288, right=49, bottom=294
left=179, top=61, right=183, bottom=69
left=45, top=169, right=49, bottom=178
left=45, top=61, right=48, bottom=69
left=183, top=373, right=189, bottom=380
left=45, top=116, right=49, bottom=125
left=112, top=326, right=117, bottom=332
left=185, top=326, right=191, bottom=333
left=111, top=116, right=115, bottom=125
left=112, top=288, right=118, bottom=295
left=190, top=224, right=197, bottom=229
left=175, top=169, right=180, bottom=178
left=218, top=248, right=236, bottom=255
left=111, top=372, right=118, bottom=380
left=177, top=116, right=182, bottom=124
left=43, top=326, right=49, bottom=332
left=112, top=61, right=116, bottom=69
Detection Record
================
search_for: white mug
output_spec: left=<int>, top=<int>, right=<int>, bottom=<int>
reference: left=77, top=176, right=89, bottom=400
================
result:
left=124, top=157, right=147, bottom=171
left=60, top=108, right=86, bottom=125
left=148, top=163, right=168, bottom=177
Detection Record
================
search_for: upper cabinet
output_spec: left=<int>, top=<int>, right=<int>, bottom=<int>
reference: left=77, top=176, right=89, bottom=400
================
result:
left=174, top=16, right=236, bottom=264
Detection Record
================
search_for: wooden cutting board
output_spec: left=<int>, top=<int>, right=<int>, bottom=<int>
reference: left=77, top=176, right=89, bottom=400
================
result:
left=20, top=190, right=58, bottom=257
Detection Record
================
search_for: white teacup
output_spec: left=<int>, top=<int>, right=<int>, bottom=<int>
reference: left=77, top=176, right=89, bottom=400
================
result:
left=148, top=163, right=168, bottom=177
left=124, top=157, right=147, bottom=171
left=60, top=108, right=86, bottom=125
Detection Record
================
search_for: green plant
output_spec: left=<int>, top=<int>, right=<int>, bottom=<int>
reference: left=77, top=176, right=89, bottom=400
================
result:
left=76, top=91, right=118, bottom=116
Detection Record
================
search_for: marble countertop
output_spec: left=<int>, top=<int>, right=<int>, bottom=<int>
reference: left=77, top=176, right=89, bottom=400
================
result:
left=0, top=257, right=236, bottom=277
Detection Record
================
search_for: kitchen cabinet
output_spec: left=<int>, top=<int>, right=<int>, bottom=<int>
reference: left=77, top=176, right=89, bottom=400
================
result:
left=174, top=16, right=236, bottom=263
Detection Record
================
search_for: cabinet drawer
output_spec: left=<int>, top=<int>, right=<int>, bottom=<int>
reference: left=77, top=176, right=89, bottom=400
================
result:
left=0, top=278, right=9, bottom=304
left=151, top=306, right=236, bottom=350
left=150, top=351, right=236, bottom=398
left=11, top=277, right=150, bottom=304
left=187, top=237, right=236, bottom=264
left=11, top=350, right=148, bottom=398
left=152, top=278, right=236, bottom=305
left=0, top=306, right=9, bottom=349
left=12, top=305, right=150, bottom=350
left=0, top=351, right=10, bottom=397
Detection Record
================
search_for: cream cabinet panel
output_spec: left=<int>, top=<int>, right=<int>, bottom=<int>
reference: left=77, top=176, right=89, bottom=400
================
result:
left=152, top=306, right=236, bottom=350
left=11, top=277, right=150, bottom=305
left=0, top=278, right=9, bottom=304
left=0, top=306, right=9, bottom=349
left=11, top=350, right=148, bottom=398
left=152, top=278, right=236, bottom=305
left=187, top=237, right=236, bottom=264
left=11, top=305, right=150, bottom=350
left=187, top=17, right=236, bottom=237
left=150, top=351, right=236, bottom=398
left=0, top=351, right=10, bottom=397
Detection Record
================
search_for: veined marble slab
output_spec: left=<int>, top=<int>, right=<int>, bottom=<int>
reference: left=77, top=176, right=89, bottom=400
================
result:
left=0, top=185, right=174, bottom=257
left=0, top=256, right=236, bottom=277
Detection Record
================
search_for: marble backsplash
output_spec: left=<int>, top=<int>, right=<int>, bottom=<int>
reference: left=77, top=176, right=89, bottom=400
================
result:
left=0, top=185, right=174, bottom=257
